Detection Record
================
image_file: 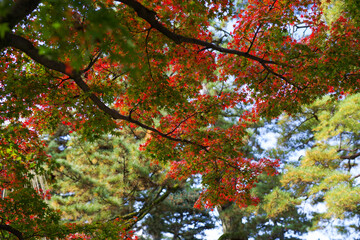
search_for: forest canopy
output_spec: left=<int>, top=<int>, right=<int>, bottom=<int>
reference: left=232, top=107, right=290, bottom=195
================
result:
left=0, top=0, right=359, bottom=239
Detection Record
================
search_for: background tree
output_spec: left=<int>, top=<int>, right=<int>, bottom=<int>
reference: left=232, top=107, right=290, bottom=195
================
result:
left=48, top=126, right=216, bottom=239
left=139, top=180, right=216, bottom=240
left=212, top=111, right=312, bottom=240
left=218, top=173, right=312, bottom=240
left=48, top=128, right=179, bottom=225
left=273, top=93, right=360, bottom=236
left=320, top=0, right=360, bottom=26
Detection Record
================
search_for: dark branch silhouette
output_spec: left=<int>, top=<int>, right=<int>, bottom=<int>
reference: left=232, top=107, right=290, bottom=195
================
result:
left=0, top=225, right=24, bottom=240
left=117, top=0, right=277, bottom=65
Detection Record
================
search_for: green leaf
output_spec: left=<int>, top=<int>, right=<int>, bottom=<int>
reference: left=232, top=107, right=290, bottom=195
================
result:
left=0, top=22, right=9, bottom=38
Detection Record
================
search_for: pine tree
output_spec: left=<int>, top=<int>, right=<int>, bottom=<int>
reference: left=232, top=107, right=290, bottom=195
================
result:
left=48, top=128, right=179, bottom=226
left=275, top=93, right=360, bottom=235
left=47, top=126, right=216, bottom=238
left=139, top=180, right=215, bottom=240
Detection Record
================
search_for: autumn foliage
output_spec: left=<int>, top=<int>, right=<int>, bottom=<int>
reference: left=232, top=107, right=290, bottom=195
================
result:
left=0, top=0, right=359, bottom=238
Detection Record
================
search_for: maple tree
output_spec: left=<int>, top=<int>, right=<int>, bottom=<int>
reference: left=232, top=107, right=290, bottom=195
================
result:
left=0, top=124, right=63, bottom=240
left=0, top=0, right=359, bottom=239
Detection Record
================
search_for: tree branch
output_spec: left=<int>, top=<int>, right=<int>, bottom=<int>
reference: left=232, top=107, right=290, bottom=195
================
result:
left=116, top=0, right=277, bottom=66
left=0, top=225, right=24, bottom=240
left=121, top=184, right=179, bottom=230
left=81, top=50, right=102, bottom=74
left=352, top=173, right=360, bottom=180
left=7, top=33, right=67, bottom=74
left=246, top=24, right=262, bottom=54
left=0, top=0, right=40, bottom=31
left=340, top=151, right=360, bottom=160
left=166, top=111, right=198, bottom=136
left=7, top=33, right=207, bottom=150
left=261, top=63, right=303, bottom=90
left=116, top=0, right=306, bottom=89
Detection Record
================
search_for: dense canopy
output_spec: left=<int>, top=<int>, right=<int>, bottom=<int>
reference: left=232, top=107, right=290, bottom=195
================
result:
left=0, top=0, right=359, bottom=239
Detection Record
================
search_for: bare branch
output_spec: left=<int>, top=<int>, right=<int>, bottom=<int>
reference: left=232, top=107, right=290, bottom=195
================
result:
left=352, top=173, right=360, bottom=180
left=247, top=24, right=262, bottom=54
left=166, top=111, right=198, bottom=136
left=261, top=63, right=303, bottom=90
left=144, top=27, right=155, bottom=82
left=81, top=50, right=103, bottom=74
left=340, top=152, right=360, bottom=160
left=337, top=148, right=360, bottom=153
